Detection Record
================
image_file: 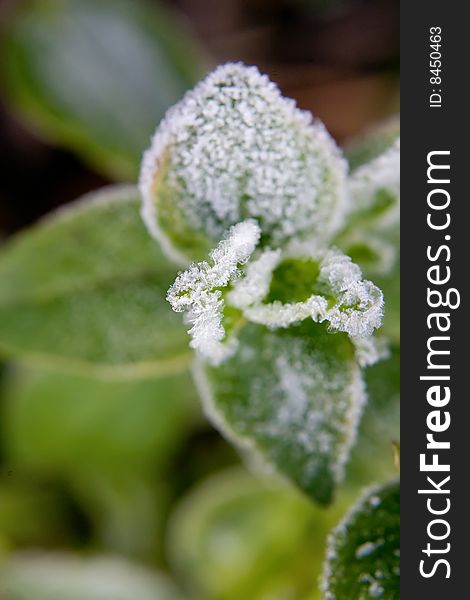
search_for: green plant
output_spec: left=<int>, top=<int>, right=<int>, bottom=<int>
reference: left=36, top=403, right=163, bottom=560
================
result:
left=0, top=61, right=399, bottom=598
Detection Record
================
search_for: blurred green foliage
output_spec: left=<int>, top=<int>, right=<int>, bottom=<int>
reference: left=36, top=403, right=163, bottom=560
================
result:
left=2, top=0, right=205, bottom=180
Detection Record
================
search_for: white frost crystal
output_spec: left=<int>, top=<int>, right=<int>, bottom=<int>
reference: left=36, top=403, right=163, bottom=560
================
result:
left=231, top=247, right=383, bottom=340
left=319, top=252, right=383, bottom=338
left=227, top=249, right=282, bottom=309
left=167, top=220, right=260, bottom=364
left=169, top=231, right=383, bottom=365
left=140, top=62, right=348, bottom=263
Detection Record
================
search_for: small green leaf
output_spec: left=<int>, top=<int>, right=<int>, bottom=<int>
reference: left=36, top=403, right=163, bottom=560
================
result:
left=322, top=480, right=400, bottom=599
left=0, top=553, right=185, bottom=600
left=0, top=185, right=189, bottom=377
left=3, top=0, right=204, bottom=179
left=194, top=321, right=366, bottom=506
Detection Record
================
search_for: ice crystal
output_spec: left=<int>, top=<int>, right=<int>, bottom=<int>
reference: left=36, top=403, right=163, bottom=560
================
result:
left=140, top=62, right=348, bottom=262
left=227, top=249, right=281, bottom=309
left=230, top=247, right=383, bottom=342
left=351, top=335, right=389, bottom=368
left=167, top=220, right=260, bottom=364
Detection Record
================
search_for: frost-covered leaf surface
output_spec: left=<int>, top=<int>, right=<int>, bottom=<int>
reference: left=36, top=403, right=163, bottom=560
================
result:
left=140, top=62, right=348, bottom=264
left=0, top=185, right=189, bottom=378
left=338, top=124, right=400, bottom=344
left=194, top=321, right=366, bottom=505
left=322, top=480, right=400, bottom=599
left=2, top=365, right=199, bottom=473
left=169, top=238, right=384, bottom=367
left=0, top=553, right=185, bottom=600
left=338, top=122, right=400, bottom=281
left=167, top=220, right=260, bottom=363
left=234, top=249, right=384, bottom=341
left=3, top=0, right=203, bottom=179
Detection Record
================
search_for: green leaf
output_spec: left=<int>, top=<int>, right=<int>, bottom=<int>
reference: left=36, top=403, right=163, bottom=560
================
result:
left=0, top=553, right=185, bottom=600
left=168, top=468, right=349, bottom=600
left=322, top=480, right=400, bottom=600
left=3, top=0, right=204, bottom=179
left=2, top=365, right=199, bottom=472
left=0, top=185, right=190, bottom=377
left=194, top=321, right=366, bottom=506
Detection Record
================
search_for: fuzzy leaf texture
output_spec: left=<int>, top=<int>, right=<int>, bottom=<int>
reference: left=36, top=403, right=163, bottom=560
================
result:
left=0, top=185, right=190, bottom=378
left=167, top=223, right=384, bottom=367
left=3, top=0, right=204, bottom=179
left=140, top=62, right=349, bottom=264
left=194, top=322, right=366, bottom=506
left=322, top=480, right=400, bottom=599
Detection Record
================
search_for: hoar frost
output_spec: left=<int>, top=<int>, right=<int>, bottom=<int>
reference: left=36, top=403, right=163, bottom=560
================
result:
left=230, top=248, right=383, bottom=339
left=140, top=62, right=348, bottom=263
left=167, top=220, right=260, bottom=364
left=168, top=224, right=383, bottom=365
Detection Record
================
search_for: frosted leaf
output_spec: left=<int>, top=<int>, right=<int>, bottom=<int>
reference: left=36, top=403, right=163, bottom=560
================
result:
left=244, top=296, right=328, bottom=329
left=140, top=62, right=348, bottom=263
left=229, top=247, right=383, bottom=345
left=348, top=138, right=400, bottom=224
left=194, top=321, right=366, bottom=505
left=322, top=480, right=399, bottom=599
left=345, top=117, right=400, bottom=172
left=324, top=280, right=384, bottom=338
left=167, top=220, right=260, bottom=364
left=227, top=249, right=281, bottom=309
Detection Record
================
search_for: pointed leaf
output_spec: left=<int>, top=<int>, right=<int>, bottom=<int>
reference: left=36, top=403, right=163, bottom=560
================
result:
left=193, top=321, right=366, bottom=505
